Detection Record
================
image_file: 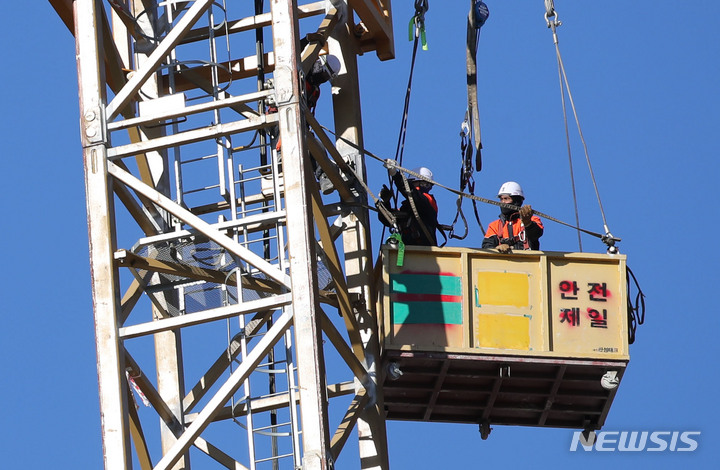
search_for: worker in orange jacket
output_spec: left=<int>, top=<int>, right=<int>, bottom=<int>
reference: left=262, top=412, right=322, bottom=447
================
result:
left=482, top=181, right=543, bottom=253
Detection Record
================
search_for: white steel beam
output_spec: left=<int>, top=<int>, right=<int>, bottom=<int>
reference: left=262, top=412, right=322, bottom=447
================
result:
left=106, top=0, right=214, bottom=120
left=154, top=309, right=293, bottom=470
left=106, top=112, right=277, bottom=159
left=192, top=436, right=250, bottom=470
left=272, top=0, right=332, bottom=468
left=181, top=1, right=328, bottom=43
left=108, top=89, right=273, bottom=131
left=107, top=161, right=292, bottom=288
left=119, top=293, right=293, bottom=338
left=328, top=7, right=390, bottom=468
left=330, top=389, right=370, bottom=462
left=75, top=1, right=131, bottom=468
left=320, top=310, right=371, bottom=389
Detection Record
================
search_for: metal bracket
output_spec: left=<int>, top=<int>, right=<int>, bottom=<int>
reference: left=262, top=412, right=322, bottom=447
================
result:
left=82, top=104, right=106, bottom=146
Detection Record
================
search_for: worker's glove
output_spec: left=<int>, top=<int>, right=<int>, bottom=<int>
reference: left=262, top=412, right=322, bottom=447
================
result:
left=497, top=243, right=512, bottom=254
left=519, top=205, right=533, bottom=225
left=379, top=184, right=392, bottom=203
left=383, top=159, right=398, bottom=176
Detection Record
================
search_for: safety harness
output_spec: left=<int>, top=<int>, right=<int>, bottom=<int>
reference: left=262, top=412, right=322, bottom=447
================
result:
left=489, top=216, right=534, bottom=251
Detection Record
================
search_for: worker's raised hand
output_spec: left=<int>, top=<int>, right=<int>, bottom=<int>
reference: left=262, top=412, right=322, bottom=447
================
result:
left=519, top=205, right=533, bottom=225
left=497, top=243, right=512, bottom=254
left=379, top=185, right=392, bottom=203
left=383, top=159, right=398, bottom=176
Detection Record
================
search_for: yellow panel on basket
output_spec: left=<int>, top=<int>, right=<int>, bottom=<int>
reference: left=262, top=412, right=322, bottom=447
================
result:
left=476, top=314, right=530, bottom=350
left=476, top=271, right=529, bottom=307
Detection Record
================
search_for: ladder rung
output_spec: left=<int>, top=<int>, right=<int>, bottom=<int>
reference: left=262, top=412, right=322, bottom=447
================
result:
left=254, top=367, right=288, bottom=375
left=253, top=421, right=292, bottom=433
left=254, top=453, right=293, bottom=464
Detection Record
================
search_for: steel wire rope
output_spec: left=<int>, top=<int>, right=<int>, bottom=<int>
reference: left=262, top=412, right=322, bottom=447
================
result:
left=545, top=2, right=615, bottom=249
left=552, top=34, right=583, bottom=251
left=319, top=123, right=618, bottom=245
left=308, top=127, right=398, bottom=233
left=546, top=2, right=581, bottom=251
left=379, top=2, right=429, bottom=244
left=388, top=161, right=614, bottom=241
left=393, top=14, right=423, bottom=173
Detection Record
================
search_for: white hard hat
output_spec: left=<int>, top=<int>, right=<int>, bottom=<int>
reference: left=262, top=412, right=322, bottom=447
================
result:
left=320, top=54, right=341, bottom=79
left=410, top=166, right=433, bottom=182
left=498, top=181, right=524, bottom=199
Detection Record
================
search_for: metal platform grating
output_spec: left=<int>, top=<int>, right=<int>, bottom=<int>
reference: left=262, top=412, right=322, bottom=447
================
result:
left=382, top=350, right=626, bottom=432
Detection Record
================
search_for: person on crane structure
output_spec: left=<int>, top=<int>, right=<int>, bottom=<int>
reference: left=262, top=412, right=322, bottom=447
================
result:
left=304, top=54, right=341, bottom=113
left=482, top=181, right=543, bottom=253
left=304, top=54, right=341, bottom=194
left=378, top=166, right=439, bottom=246
left=266, top=52, right=341, bottom=194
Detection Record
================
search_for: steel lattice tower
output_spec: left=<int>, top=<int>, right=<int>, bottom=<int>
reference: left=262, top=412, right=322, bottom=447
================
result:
left=49, top=1, right=395, bottom=468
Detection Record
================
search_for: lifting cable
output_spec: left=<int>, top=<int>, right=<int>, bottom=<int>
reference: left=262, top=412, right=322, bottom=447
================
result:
left=320, top=122, right=618, bottom=248
left=386, top=159, right=617, bottom=244
left=545, top=1, right=616, bottom=252
left=392, top=0, right=429, bottom=182
left=547, top=2, right=645, bottom=343
left=379, top=0, right=429, bottom=244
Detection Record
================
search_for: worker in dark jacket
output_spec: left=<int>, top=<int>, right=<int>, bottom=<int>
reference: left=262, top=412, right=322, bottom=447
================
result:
left=482, top=181, right=543, bottom=253
left=266, top=53, right=341, bottom=194
left=378, top=166, right=439, bottom=246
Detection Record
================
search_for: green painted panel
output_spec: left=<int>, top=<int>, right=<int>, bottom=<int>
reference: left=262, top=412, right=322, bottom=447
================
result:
left=390, top=274, right=462, bottom=296
left=392, top=301, right=464, bottom=325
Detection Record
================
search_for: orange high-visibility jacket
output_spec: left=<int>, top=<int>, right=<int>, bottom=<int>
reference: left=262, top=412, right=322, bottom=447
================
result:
left=482, top=213, right=544, bottom=250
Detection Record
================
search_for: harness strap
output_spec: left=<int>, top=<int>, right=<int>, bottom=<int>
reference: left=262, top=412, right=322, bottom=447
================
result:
left=399, top=172, right=435, bottom=245
left=449, top=196, right=469, bottom=240
left=449, top=113, right=484, bottom=238
left=424, top=192, right=438, bottom=212
left=499, top=217, right=530, bottom=250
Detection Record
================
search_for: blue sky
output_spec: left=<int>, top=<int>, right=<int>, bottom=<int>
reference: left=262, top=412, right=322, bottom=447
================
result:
left=1, top=1, right=718, bottom=469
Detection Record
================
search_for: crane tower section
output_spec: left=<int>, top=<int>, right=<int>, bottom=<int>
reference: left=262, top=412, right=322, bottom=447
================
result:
left=49, top=0, right=395, bottom=468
